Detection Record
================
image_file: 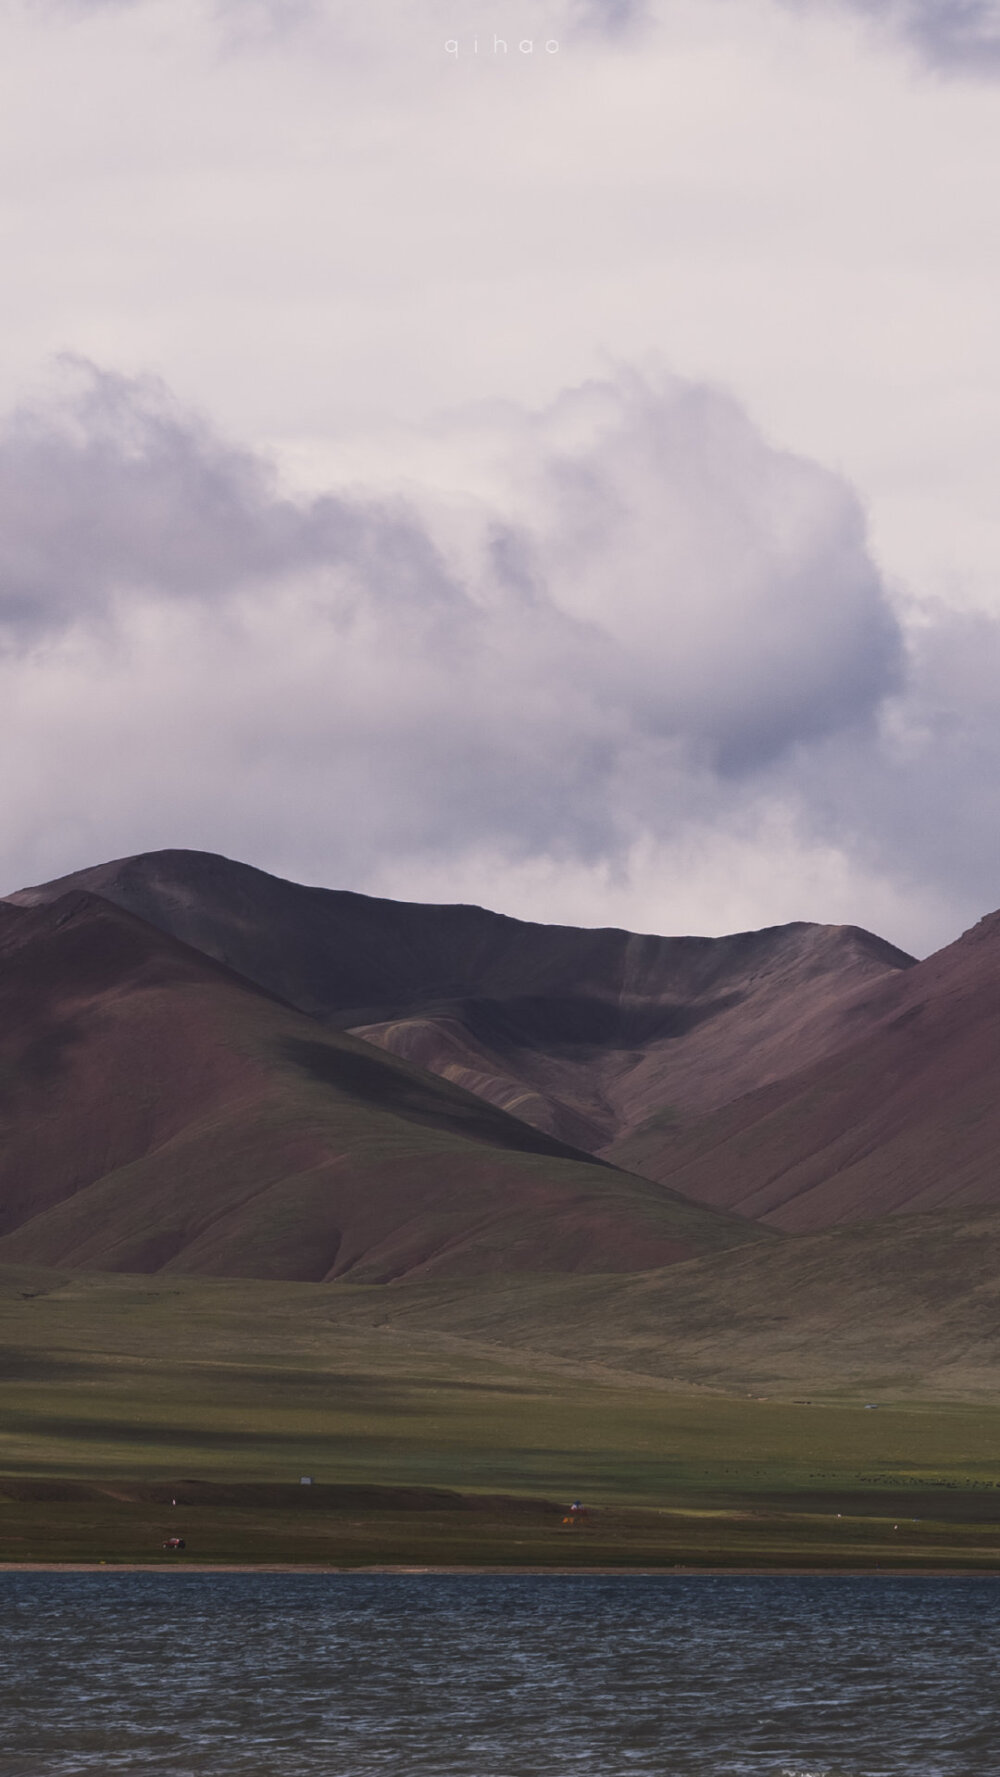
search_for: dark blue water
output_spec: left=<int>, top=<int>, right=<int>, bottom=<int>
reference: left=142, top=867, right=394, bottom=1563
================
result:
left=0, top=1572, right=996, bottom=1776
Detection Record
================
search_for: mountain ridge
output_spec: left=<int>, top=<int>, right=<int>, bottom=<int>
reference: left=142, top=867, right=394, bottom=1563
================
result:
left=13, top=846, right=998, bottom=1245
left=607, top=902, right=1000, bottom=1229
left=0, top=887, right=759, bottom=1281
left=7, top=849, right=917, bottom=1157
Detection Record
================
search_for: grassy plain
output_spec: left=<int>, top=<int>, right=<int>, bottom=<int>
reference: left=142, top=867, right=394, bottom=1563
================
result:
left=2, top=1260, right=1000, bottom=1567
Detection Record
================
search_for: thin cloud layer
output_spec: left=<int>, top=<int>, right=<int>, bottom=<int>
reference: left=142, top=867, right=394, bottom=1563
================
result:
left=28, top=0, right=1000, bottom=82
left=39, top=0, right=642, bottom=41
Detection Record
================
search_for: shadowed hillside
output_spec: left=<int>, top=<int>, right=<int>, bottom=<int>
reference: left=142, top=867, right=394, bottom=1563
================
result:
left=8, top=850, right=915, bottom=1154
left=0, top=893, right=758, bottom=1281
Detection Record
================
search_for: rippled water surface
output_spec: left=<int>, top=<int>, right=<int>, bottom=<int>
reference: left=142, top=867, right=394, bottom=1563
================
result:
left=0, top=1572, right=997, bottom=1776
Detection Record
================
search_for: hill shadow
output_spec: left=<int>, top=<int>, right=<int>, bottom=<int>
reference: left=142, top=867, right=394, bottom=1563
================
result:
left=279, top=1037, right=614, bottom=1168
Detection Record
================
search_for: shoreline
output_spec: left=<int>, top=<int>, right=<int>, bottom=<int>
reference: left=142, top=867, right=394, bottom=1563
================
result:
left=2, top=1562, right=999, bottom=1576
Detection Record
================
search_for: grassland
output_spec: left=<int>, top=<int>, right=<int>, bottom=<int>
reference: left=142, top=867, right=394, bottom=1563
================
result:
left=6, top=1479, right=1000, bottom=1570
left=2, top=1260, right=1000, bottom=1568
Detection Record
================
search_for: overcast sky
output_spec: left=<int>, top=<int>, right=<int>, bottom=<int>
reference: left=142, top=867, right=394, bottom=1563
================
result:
left=1, top=0, right=998, bottom=954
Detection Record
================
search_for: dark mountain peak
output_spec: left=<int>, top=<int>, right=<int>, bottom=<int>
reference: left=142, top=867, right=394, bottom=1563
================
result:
left=0, top=883, right=291, bottom=1013
left=808, top=921, right=916, bottom=970
left=0, top=872, right=759, bottom=1283
left=15, top=849, right=914, bottom=1002
left=6, top=848, right=919, bottom=1163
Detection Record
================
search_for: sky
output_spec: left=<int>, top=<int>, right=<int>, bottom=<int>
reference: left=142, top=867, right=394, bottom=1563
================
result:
left=1, top=0, right=999, bottom=954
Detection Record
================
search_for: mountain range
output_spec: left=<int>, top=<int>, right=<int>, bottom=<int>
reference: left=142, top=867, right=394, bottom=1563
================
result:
left=2, top=847, right=998, bottom=1286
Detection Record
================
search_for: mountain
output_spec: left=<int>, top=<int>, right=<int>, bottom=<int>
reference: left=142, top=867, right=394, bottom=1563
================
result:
left=0, top=892, right=757, bottom=1281
left=5, top=848, right=1000, bottom=1312
left=8, top=849, right=915, bottom=1155
left=608, top=908, right=1000, bottom=1230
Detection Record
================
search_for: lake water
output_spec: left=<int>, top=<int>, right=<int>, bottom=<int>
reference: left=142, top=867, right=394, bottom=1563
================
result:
left=0, top=1572, right=996, bottom=1776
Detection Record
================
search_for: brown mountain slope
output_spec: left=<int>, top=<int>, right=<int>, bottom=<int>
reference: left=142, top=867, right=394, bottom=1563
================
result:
left=8, top=850, right=915, bottom=1153
left=607, top=908, right=1000, bottom=1231
left=0, top=893, right=760, bottom=1281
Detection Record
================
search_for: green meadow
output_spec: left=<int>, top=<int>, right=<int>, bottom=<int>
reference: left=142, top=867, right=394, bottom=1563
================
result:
left=2, top=1263, right=1000, bottom=1567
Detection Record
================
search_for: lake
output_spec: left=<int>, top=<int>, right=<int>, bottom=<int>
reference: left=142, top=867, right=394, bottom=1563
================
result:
left=0, top=1572, right=996, bottom=1775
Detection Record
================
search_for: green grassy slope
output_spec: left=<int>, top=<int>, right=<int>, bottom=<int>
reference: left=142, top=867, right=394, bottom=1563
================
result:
left=1, top=1265, right=1000, bottom=1570
left=3, top=1250, right=1000, bottom=1487
left=2, top=1262, right=1000, bottom=1567
left=350, top=1208, right=1000, bottom=1401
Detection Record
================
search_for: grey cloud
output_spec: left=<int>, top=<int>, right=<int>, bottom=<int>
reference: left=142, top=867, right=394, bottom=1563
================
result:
left=0, top=362, right=458, bottom=642
left=0, top=360, right=905, bottom=892
left=570, top=0, right=650, bottom=33
left=879, top=0, right=1000, bottom=62
left=510, top=371, right=901, bottom=772
left=793, top=0, right=1000, bottom=70
left=786, top=608, right=1000, bottom=924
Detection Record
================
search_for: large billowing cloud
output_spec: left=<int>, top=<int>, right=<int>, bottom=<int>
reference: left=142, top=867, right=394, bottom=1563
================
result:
left=468, top=372, right=900, bottom=771
left=0, top=363, right=899, bottom=790
left=3, top=358, right=991, bottom=955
